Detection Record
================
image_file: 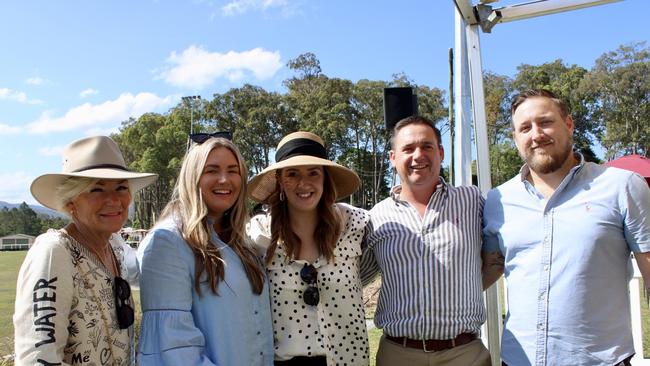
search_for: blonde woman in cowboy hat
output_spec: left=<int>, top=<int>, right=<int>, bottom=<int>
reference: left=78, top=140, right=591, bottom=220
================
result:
left=247, top=131, right=370, bottom=366
left=13, top=136, right=157, bottom=366
left=136, top=135, right=274, bottom=366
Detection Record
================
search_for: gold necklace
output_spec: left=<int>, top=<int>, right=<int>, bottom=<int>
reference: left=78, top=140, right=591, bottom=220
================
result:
left=68, top=225, right=117, bottom=276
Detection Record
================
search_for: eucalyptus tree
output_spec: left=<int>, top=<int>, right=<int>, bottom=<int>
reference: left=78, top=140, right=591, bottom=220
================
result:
left=482, top=72, right=522, bottom=186
left=284, top=53, right=355, bottom=158
left=349, top=79, right=390, bottom=207
left=580, top=42, right=650, bottom=158
left=113, top=111, right=187, bottom=228
left=207, top=84, right=292, bottom=176
left=512, top=60, right=597, bottom=161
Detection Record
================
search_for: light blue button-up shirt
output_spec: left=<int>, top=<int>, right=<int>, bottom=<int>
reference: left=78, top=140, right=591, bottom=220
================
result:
left=137, top=217, right=274, bottom=366
left=483, top=155, right=650, bottom=366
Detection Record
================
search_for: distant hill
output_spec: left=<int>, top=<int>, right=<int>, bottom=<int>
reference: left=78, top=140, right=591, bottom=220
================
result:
left=0, top=201, right=66, bottom=218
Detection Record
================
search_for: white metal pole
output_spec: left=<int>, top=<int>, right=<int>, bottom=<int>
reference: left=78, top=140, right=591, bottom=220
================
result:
left=453, top=9, right=473, bottom=186
left=465, top=21, right=503, bottom=366
left=495, top=0, right=622, bottom=24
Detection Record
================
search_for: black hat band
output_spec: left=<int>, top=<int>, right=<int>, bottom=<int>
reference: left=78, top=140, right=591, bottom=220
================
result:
left=71, top=164, right=130, bottom=173
left=275, top=138, right=327, bottom=162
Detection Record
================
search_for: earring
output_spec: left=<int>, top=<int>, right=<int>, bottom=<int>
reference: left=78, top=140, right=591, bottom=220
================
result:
left=279, top=190, right=285, bottom=201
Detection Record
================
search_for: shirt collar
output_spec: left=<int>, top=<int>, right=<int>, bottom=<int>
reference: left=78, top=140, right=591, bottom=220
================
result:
left=390, top=177, right=448, bottom=204
left=519, top=152, right=586, bottom=200
left=518, top=152, right=585, bottom=183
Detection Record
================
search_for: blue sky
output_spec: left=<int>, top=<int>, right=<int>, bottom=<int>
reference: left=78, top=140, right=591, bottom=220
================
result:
left=1, top=0, right=647, bottom=204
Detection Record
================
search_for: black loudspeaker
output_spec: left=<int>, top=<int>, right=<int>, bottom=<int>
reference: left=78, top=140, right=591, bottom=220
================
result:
left=383, top=87, right=418, bottom=131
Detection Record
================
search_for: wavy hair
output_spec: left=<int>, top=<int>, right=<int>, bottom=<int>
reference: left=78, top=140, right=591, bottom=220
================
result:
left=266, top=167, right=342, bottom=264
left=161, top=138, right=265, bottom=295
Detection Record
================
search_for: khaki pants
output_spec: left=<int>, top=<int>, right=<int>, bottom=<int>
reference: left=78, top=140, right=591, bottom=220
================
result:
left=376, top=335, right=492, bottom=366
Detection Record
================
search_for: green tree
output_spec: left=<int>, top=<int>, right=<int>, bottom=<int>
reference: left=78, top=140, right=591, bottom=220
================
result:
left=113, top=112, right=186, bottom=227
left=39, top=214, right=69, bottom=233
left=0, top=203, right=42, bottom=236
left=482, top=72, right=523, bottom=185
left=580, top=42, right=650, bottom=158
left=206, top=85, right=292, bottom=176
left=350, top=79, right=390, bottom=207
left=513, top=60, right=596, bottom=158
left=284, top=53, right=355, bottom=157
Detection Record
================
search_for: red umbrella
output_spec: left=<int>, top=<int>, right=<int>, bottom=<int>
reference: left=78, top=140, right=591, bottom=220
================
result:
left=604, top=154, right=650, bottom=186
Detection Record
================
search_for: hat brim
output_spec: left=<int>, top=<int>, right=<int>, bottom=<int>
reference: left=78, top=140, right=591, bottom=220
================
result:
left=248, top=155, right=360, bottom=203
left=30, top=168, right=158, bottom=212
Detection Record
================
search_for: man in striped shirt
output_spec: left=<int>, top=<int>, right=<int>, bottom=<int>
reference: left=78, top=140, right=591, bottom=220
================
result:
left=360, top=116, right=491, bottom=366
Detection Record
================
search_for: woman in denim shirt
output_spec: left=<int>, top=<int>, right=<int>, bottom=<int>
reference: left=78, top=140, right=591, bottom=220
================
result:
left=137, top=136, right=273, bottom=366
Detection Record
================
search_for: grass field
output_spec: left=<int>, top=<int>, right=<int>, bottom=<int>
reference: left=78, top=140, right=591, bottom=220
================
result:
left=1, top=250, right=648, bottom=365
left=0, top=251, right=23, bottom=358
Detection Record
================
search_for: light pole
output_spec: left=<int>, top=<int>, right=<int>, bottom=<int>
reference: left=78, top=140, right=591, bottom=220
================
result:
left=182, top=95, right=201, bottom=135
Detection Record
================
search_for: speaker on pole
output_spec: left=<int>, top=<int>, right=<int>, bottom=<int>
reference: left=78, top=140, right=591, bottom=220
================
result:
left=383, top=87, right=418, bottom=131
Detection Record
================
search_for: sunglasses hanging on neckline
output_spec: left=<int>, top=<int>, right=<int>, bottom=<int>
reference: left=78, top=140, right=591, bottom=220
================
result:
left=114, top=276, right=134, bottom=329
left=300, top=263, right=319, bottom=306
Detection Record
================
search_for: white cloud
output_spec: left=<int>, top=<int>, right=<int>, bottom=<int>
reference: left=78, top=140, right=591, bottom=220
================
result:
left=26, top=92, right=174, bottom=134
left=0, top=123, right=20, bottom=134
left=38, top=145, right=65, bottom=157
left=84, top=125, right=121, bottom=136
left=158, top=46, right=282, bottom=89
left=0, top=171, right=36, bottom=204
left=0, top=87, right=43, bottom=105
left=222, top=0, right=291, bottom=16
left=80, top=88, right=99, bottom=98
left=26, top=77, right=48, bottom=86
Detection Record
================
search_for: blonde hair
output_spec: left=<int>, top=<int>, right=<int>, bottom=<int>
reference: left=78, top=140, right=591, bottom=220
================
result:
left=161, top=138, right=265, bottom=295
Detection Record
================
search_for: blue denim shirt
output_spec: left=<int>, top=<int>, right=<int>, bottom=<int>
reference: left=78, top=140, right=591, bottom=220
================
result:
left=483, top=155, right=650, bottom=366
left=137, top=217, right=274, bottom=366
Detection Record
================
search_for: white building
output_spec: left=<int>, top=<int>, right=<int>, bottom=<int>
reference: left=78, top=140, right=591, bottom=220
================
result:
left=0, top=233, right=36, bottom=251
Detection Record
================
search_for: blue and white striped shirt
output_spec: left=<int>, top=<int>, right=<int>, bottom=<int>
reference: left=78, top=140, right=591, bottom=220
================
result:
left=360, top=180, right=486, bottom=339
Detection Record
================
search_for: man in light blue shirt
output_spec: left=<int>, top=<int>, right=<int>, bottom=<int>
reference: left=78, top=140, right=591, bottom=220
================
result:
left=482, top=89, right=650, bottom=366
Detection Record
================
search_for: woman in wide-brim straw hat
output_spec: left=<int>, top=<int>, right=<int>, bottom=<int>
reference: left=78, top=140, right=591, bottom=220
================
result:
left=14, top=135, right=157, bottom=366
left=247, top=131, right=370, bottom=366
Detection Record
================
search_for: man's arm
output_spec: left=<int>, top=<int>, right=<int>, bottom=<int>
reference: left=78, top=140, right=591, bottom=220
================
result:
left=482, top=250, right=504, bottom=290
left=635, top=251, right=650, bottom=305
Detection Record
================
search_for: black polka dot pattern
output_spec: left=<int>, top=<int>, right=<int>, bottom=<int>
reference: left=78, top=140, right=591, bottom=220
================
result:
left=249, top=203, right=370, bottom=365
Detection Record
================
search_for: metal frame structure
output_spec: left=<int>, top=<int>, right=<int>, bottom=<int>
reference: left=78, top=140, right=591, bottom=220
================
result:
left=451, top=1, right=630, bottom=365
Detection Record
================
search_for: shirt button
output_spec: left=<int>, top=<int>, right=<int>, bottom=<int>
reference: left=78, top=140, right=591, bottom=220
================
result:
left=537, top=323, right=545, bottom=330
left=543, top=265, right=549, bottom=271
left=539, top=292, right=545, bottom=300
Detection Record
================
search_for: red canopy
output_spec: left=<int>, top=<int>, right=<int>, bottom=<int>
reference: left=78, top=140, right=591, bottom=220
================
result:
left=604, top=154, right=650, bottom=186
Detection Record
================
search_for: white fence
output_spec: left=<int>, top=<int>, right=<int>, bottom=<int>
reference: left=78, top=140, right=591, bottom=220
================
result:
left=631, top=260, right=649, bottom=365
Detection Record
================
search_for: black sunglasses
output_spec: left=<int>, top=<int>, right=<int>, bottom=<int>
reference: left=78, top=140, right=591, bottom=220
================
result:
left=189, top=131, right=233, bottom=144
left=300, top=264, right=319, bottom=306
left=114, top=276, right=134, bottom=329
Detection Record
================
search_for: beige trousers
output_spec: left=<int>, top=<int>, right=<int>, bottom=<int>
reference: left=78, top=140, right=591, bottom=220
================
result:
left=376, top=335, right=492, bottom=366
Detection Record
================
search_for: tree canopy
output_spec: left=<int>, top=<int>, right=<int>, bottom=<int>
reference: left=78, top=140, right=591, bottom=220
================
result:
left=108, top=45, right=650, bottom=228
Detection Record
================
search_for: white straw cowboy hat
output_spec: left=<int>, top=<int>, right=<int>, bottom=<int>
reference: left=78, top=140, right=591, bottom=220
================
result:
left=249, top=131, right=361, bottom=203
left=30, top=135, right=158, bottom=212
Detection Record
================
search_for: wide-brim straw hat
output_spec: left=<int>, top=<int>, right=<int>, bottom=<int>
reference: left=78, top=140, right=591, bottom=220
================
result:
left=31, top=135, right=158, bottom=212
left=249, top=131, right=360, bottom=203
